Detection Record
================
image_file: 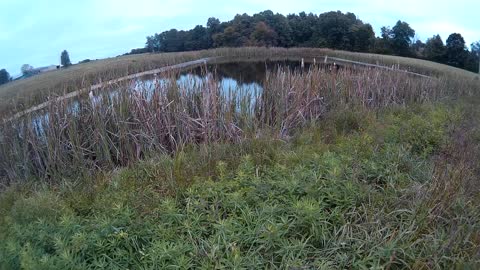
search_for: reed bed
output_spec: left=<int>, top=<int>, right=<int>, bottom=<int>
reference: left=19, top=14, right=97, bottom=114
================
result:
left=0, top=63, right=450, bottom=184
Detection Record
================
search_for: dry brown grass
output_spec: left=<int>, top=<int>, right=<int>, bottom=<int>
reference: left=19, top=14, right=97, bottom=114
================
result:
left=0, top=51, right=217, bottom=117
left=1, top=47, right=478, bottom=119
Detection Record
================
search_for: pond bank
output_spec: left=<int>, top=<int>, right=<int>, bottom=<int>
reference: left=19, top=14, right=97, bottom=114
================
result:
left=4, top=57, right=217, bottom=122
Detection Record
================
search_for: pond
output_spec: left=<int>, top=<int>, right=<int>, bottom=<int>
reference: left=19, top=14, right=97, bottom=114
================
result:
left=130, top=60, right=316, bottom=100
left=29, top=59, right=325, bottom=137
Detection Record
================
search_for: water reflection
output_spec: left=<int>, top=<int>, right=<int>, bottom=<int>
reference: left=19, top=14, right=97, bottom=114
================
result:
left=131, top=60, right=312, bottom=101
left=185, top=60, right=312, bottom=85
left=30, top=60, right=313, bottom=135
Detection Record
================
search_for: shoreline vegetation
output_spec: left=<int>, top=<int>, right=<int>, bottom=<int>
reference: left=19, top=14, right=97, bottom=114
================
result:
left=3, top=58, right=216, bottom=122
left=0, top=49, right=462, bottom=183
left=3, top=53, right=436, bottom=123
left=0, top=47, right=479, bottom=119
left=0, top=48, right=479, bottom=268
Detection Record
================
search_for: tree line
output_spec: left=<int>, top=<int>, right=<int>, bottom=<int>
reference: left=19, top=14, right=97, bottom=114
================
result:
left=127, top=10, right=479, bottom=73
left=1, top=10, right=478, bottom=87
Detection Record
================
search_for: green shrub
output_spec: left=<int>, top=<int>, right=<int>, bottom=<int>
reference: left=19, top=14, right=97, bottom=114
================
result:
left=383, top=105, right=454, bottom=156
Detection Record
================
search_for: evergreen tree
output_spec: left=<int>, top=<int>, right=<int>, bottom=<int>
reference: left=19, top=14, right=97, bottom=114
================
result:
left=424, top=35, right=446, bottom=63
left=445, top=33, right=467, bottom=68
left=471, top=41, right=480, bottom=73
left=21, top=64, right=34, bottom=75
left=0, top=69, right=10, bottom=85
left=391, top=21, right=415, bottom=56
left=61, top=50, right=72, bottom=67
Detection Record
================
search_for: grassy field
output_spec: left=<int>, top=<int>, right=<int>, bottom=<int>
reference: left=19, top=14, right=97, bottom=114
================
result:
left=1, top=48, right=480, bottom=268
left=1, top=47, right=478, bottom=119
left=1, top=102, right=479, bottom=269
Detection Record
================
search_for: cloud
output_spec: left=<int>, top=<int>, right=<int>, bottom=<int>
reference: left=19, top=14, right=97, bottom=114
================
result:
left=414, top=21, right=479, bottom=45
left=92, top=0, right=197, bottom=19
left=109, top=25, right=144, bottom=35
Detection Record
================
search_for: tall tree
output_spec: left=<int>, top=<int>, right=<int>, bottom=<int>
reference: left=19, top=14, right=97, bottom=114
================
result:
left=250, top=21, right=278, bottom=46
left=445, top=33, right=467, bottom=68
left=308, top=11, right=374, bottom=51
left=472, top=41, right=480, bottom=73
left=0, top=69, right=10, bottom=85
left=206, top=17, right=222, bottom=46
left=381, top=26, right=393, bottom=39
left=253, top=10, right=292, bottom=47
left=287, top=12, right=316, bottom=46
left=424, top=35, right=446, bottom=63
left=61, top=50, right=72, bottom=67
left=21, top=64, right=34, bottom=75
left=315, top=11, right=353, bottom=49
left=213, top=26, right=244, bottom=47
left=184, top=25, right=211, bottom=51
left=373, top=26, right=392, bottom=53
left=207, top=17, right=221, bottom=33
left=390, top=21, right=415, bottom=56
left=472, top=41, right=480, bottom=55
left=350, top=23, right=375, bottom=52
left=146, top=34, right=162, bottom=52
left=411, top=39, right=426, bottom=58
left=160, top=29, right=187, bottom=52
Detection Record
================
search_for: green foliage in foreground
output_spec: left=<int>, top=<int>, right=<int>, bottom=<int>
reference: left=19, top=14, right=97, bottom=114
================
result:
left=1, top=105, right=479, bottom=269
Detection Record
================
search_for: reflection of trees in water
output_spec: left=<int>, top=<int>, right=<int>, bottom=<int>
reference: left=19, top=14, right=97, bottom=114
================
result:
left=172, top=61, right=348, bottom=88
left=211, top=62, right=266, bottom=84
left=181, top=62, right=264, bottom=85
left=180, top=60, right=360, bottom=87
left=183, top=60, right=315, bottom=85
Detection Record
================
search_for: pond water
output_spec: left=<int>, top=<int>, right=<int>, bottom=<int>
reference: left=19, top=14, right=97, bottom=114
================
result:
left=184, top=60, right=312, bottom=85
left=28, top=60, right=322, bottom=136
left=130, top=60, right=315, bottom=100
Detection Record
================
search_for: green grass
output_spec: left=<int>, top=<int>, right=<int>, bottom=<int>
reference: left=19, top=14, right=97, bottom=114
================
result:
left=1, top=102, right=479, bottom=269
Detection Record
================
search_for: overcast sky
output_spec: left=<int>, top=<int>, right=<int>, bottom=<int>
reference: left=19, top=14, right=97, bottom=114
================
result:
left=0, top=0, right=478, bottom=75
